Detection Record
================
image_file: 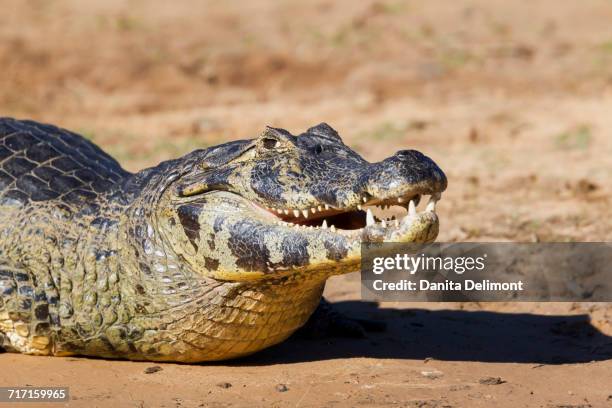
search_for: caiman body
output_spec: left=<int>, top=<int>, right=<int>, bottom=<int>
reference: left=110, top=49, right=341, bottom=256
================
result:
left=0, top=118, right=446, bottom=362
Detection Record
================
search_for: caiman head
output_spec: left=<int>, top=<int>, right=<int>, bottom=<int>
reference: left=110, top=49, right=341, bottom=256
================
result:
left=152, top=123, right=447, bottom=281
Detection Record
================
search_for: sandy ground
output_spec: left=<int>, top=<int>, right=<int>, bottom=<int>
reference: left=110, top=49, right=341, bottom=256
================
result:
left=1, top=0, right=612, bottom=406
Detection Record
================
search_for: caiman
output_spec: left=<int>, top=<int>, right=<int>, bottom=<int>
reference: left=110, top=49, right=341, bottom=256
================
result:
left=0, top=118, right=446, bottom=362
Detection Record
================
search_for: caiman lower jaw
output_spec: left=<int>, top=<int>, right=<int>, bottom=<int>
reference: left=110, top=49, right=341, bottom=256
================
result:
left=166, top=190, right=440, bottom=282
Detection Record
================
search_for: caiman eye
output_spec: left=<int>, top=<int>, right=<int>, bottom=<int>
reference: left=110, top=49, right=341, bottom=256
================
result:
left=262, top=138, right=280, bottom=150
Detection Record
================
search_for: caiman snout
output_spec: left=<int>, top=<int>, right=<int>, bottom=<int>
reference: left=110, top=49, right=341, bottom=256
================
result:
left=361, top=149, right=447, bottom=202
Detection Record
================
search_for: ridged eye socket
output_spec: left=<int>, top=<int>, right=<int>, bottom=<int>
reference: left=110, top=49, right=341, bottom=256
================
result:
left=262, top=138, right=280, bottom=150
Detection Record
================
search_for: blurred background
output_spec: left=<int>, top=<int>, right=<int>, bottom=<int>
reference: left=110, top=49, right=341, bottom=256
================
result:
left=2, top=0, right=611, bottom=241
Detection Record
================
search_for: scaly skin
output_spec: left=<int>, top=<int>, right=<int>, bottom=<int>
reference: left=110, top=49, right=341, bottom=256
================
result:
left=0, top=119, right=446, bottom=362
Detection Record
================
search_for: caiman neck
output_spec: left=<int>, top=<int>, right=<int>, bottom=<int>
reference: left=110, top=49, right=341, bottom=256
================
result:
left=109, top=209, right=328, bottom=362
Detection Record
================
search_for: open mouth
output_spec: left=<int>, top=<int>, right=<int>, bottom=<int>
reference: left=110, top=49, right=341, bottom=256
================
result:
left=258, top=192, right=442, bottom=236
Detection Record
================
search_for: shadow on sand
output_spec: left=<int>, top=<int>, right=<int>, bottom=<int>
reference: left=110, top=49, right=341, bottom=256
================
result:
left=235, top=301, right=612, bottom=366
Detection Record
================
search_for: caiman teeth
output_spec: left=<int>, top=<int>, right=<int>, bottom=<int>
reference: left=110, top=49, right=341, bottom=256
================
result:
left=366, top=208, right=375, bottom=226
left=408, top=199, right=417, bottom=216
left=425, top=192, right=441, bottom=213
left=261, top=192, right=442, bottom=234
left=426, top=199, right=436, bottom=212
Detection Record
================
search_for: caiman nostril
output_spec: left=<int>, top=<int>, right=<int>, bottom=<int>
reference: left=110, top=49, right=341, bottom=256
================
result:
left=396, top=149, right=424, bottom=160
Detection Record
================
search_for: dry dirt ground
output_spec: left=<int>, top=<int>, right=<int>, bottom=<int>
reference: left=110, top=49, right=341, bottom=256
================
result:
left=1, top=0, right=612, bottom=407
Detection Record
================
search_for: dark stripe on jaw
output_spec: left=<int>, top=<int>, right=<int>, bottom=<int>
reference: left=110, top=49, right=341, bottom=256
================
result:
left=323, top=235, right=349, bottom=261
left=280, top=234, right=310, bottom=267
left=177, top=205, right=202, bottom=252
left=204, top=257, right=219, bottom=271
left=227, top=219, right=271, bottom=272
